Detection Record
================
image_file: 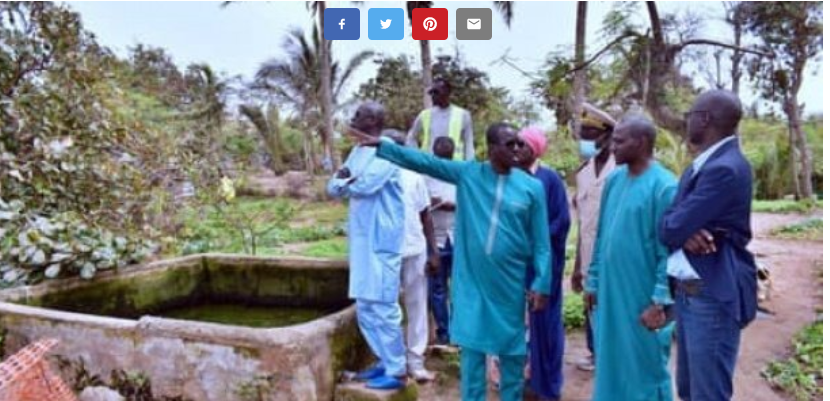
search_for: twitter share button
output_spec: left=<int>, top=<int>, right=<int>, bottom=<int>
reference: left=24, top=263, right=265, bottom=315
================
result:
left=368, top=8, right=405, bottom=40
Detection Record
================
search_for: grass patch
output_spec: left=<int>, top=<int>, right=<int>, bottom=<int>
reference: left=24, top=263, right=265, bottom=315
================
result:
left=294, top=201, right=348, bottom=226
left=772, top=218, right=823, bottom=241
left=300, top=237, right=348, bottom=259
left=763, top=319, right=823, bottom=401
left=753, top=199, right=822, bottom=214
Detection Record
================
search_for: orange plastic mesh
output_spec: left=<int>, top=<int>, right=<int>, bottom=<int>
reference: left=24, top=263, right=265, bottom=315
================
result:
left=0, top=338, right=78, bottom=401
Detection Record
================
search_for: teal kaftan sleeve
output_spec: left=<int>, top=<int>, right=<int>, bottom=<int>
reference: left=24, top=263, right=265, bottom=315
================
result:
left=651, top=182, right=678, bottom=305
left=376, top=141, right=466, bottom=185
left=529, top=181, right=553, bottom=295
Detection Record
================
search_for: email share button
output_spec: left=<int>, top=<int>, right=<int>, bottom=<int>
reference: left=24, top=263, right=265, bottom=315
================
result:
left=456, top=8, right=491, bottom=40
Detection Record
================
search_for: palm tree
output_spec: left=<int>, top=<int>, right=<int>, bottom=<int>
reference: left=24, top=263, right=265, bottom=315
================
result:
left=406, top=1, right=514, bottom=109
left=253, top=26, right=372, bottom=173
left=311, top=1, right=337, bottom=171
left=572, top=1, right=587, bottom=139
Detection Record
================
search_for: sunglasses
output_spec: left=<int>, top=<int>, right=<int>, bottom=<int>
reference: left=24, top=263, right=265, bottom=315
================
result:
left=504, top=139, right=527, bottom=149
left=683, top=110, right=710, bottom=122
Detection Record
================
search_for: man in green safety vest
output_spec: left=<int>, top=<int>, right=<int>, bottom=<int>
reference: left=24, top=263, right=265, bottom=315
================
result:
left=407, top=78, right=475, bottom=160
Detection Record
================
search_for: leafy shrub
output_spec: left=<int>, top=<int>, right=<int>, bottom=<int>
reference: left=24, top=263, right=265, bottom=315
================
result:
left=0, top=199, right=157, bottom=285
left=563, top=293, right=586, bottom=331
left=763, top=319, right=823, bottom=401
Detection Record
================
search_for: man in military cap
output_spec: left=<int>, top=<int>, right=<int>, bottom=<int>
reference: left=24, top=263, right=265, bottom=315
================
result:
left=570, top=102, right=617, bottom=372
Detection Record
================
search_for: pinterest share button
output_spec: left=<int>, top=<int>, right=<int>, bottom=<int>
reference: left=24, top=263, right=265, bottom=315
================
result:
left=412, top=8, right=448, bottom=40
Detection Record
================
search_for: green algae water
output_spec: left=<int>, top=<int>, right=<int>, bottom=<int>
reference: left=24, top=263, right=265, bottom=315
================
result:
left=158, top=302, right=331, bottom=327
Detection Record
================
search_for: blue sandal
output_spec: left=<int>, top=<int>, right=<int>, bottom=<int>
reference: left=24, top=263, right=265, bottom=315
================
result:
left=354, top=363, right=385, bottom=381
left=366, top=375, right=405, bottom=390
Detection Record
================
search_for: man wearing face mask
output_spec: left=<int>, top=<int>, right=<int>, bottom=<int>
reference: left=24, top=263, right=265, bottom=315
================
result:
left=407, top=78, right=475, bottom=160
left=570, top=103, right=616, bottom=372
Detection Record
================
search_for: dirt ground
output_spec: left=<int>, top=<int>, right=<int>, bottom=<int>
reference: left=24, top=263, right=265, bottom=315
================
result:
left=414, top=212, right=823, bottom=401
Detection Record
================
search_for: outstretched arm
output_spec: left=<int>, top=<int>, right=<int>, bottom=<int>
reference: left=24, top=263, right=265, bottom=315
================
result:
left=377, top=141, right=465, bottom=184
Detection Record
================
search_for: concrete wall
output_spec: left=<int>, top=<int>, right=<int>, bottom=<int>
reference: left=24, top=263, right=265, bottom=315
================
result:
left=0, top=255, right=366, bottom=401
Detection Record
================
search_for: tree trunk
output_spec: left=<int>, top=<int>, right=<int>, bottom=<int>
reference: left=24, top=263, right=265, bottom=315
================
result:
left=786, top=96, right=813, bottom=199
left=643, top=2, right=686, bottom=137
left=572, top=1, right=588, bottom=138
left=300, top=104, right=314, bottom=174
left=420, top=39, right=433, bottom=109
left=317, top=1, right=338, bottom=172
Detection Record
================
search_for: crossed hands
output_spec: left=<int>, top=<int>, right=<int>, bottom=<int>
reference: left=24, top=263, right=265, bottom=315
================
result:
left=684, top=228, right=717, bottom=255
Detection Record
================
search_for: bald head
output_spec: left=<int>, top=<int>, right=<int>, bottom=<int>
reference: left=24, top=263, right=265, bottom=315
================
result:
left=612, top=115, right=657, bottom=165
left=618, top=115, right=657, bottom=150
left=351, top=101, right=386, bottom=137
left=696, top=90, right=742, bottom=132
left=687, top=90, right=742, bottom=146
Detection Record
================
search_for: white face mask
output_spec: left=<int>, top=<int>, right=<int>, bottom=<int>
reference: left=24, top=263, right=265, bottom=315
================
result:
left=578, top=140, right=598, bottom=159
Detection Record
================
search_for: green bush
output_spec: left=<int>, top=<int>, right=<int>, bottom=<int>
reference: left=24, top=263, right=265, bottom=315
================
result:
left=763, top=319, right=823, bottom=401
left=563, top=293, right=586, bottom=331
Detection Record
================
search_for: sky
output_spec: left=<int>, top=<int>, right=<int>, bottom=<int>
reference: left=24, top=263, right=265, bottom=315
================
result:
left=66, top=1, right=824, bottom=126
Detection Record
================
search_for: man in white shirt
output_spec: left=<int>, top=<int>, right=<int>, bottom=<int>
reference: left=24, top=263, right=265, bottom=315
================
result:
left=383, top=130, right=440, bottom=383
left=424, top=137, right=457, bottom=346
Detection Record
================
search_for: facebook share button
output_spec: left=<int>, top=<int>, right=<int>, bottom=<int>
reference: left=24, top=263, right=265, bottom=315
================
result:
left=324, top=8, right=360, bottom=40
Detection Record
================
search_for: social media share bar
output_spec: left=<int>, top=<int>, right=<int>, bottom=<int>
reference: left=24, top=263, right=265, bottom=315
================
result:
left=325, top=7, right=494, bottom=41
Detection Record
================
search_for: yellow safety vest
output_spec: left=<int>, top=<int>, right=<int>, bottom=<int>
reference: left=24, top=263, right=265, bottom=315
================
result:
left=420, top=105, right=465, bottom=160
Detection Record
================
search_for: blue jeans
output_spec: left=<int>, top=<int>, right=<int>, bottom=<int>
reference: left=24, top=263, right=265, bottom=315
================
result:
left=675, top=285, right=741, bottom=401
left=428, top=239, right=452, bottom=342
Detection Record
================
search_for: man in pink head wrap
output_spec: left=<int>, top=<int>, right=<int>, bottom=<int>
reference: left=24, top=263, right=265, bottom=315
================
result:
left=519, top=127, right=548, bottom=162
left=517, top=126, right=571, bottom=400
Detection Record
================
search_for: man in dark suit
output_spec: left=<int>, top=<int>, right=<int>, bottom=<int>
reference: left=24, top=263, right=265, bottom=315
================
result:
left=659, top=90, right=757, bottom=401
